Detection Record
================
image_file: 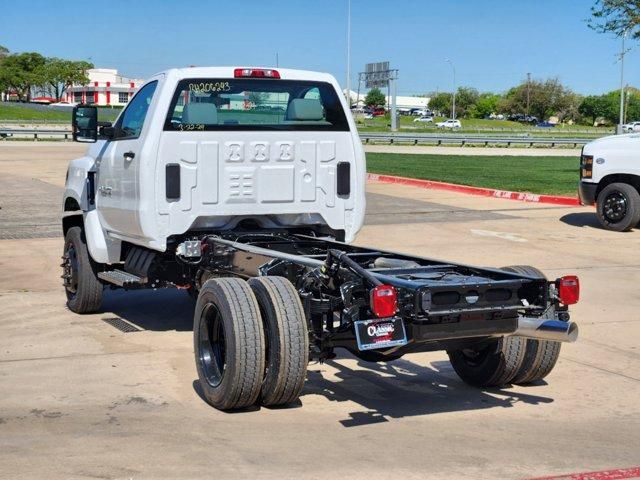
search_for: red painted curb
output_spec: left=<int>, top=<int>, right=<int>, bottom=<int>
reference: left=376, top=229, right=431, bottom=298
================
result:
left=367, top=173, right=581, bottom=206
left=526, top=466, right=640, bottom=480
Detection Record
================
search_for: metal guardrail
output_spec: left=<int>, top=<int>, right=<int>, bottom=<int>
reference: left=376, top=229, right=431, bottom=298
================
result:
left=360, top=132, right=593, bottom=147
left=0, top=127, right=596, bottom=147
left=0, top=128, right=72, bottom=140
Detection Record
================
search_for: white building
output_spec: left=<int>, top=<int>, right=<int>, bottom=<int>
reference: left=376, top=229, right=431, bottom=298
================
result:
left=65, top=68, right=145, bottom=106
left=344, top=89, right=429, bottom=110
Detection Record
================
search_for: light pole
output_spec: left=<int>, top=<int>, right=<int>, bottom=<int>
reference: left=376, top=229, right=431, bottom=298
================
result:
left=445, top=58, right=456, bottom=120
left=346, top=0, right=351, bottom=107
left=618, top=29, right=627, bottom=134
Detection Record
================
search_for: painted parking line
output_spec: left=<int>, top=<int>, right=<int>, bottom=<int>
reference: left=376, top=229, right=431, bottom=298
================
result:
left=470, top=229, right=527, bottom=243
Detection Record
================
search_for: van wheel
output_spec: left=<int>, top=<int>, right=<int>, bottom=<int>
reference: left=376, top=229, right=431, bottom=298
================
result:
left=194, top=278, right=265, bottom=410
left=596, top=182, right=640, bottom=231
left=248, top=277, right=309, bottom=406
left=447, top=336, right=526, bottom=387
left=502, top=265, right=562, bottom=385
left=62, top=226, right=103, bottom=313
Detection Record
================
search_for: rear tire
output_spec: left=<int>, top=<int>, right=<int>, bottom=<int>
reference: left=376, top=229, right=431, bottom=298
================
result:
left=447, top=336, right=526, bottom=387
left=502, top=265, right=562, bottom=385
left=62, top=226, right=103, bottom=314
left=194, top=278, right=265, bottom=410
left=596, top=182, right=640, bottom=232
left=248, top=277, right=309, bottom=406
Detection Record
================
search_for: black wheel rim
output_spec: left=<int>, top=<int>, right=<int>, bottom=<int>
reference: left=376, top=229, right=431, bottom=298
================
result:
left=460, top=345, right=491, bottom=367
left=603, top=191, right=628, bottom=223
left=199, top=303, right=226, bottom=387
left=63, top=242, right=79, bottom=298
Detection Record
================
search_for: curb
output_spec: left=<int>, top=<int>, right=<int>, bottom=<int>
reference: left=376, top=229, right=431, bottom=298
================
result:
left=367, top=173, right=581, bottom=207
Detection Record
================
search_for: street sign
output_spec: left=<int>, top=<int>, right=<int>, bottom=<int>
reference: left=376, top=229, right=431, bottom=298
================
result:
left=364, top=62, right=391, bottom=88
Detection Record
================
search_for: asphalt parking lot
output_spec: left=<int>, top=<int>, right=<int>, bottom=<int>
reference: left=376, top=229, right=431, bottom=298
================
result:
left=1, top=143, right=639, bottom=480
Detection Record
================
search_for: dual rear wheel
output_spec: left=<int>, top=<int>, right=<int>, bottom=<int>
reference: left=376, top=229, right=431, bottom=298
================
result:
left=193, top=276, right=309, bottom=411
left=447, top=265, right=562, bottom=388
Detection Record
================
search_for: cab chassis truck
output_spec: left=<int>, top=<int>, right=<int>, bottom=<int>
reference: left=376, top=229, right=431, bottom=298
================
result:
left=62, top=67, right=580, bottom=410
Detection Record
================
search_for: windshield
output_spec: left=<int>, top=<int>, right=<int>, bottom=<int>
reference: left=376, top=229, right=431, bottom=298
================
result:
left=164, top=78, right=349, bottom=131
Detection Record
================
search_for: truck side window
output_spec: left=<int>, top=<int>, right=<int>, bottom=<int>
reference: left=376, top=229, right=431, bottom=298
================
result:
left=114, top=81, right=158, bottom=140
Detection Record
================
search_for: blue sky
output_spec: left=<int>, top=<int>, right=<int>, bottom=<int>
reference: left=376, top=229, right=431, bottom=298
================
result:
left=0, top=0, right=636, bottom=95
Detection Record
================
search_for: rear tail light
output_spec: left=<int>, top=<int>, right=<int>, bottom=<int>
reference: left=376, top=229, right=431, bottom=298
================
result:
left=370, top=284, right=398, bottom=318
left=580, top=154, right=593, bottom=179
left=557, top=275, right=580, bottom=305
left=234, top=68, right=280, bottom=79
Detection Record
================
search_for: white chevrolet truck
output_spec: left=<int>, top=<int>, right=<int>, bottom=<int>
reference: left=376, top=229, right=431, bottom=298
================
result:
left=63, top=66, right=580, bottom=410
left=579, top=134, right=640, bottom=231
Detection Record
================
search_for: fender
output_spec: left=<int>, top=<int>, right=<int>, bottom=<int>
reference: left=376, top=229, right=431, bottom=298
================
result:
left=62, top=149, right=119, bottom=264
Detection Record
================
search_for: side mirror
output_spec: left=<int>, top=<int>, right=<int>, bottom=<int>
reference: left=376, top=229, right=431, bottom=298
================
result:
left=72, top=105, right=98, bottom=143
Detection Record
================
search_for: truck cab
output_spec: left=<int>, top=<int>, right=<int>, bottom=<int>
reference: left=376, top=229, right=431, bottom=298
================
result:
left=579, top=133, right=640, bottom=231
left=64, top=67, right=365, bottom=264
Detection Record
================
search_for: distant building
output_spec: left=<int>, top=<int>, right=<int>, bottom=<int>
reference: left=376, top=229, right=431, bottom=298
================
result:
left=65, top=68, right=145, bottom=106
left=344, top=89, right=430, bottom=110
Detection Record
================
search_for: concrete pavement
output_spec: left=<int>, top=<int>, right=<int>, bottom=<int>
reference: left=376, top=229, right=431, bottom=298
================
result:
left=0, top=143, right=638, bottom=480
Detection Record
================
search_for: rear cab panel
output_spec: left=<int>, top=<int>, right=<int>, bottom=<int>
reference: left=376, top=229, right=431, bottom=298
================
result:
left=136, top=67, right=365, bottom=252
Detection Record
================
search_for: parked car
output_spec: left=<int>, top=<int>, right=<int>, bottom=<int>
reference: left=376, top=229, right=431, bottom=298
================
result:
left=50, top=101, right=78, bottom=108
left=411, top=108, right=432, bottom=117
left=536, top=121, right=555, bottom=128
left=436, top=119, right=462, bottom=129
left=413, top=116, right=434, bottom=123
left=622, top=121, right=640, bottom=133
left=509, top=114, right=538, bottom=124
left=372, top=107, right=386, bottom=117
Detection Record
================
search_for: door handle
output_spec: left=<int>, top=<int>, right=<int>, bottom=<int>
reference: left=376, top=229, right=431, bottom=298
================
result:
left=123, top=151, right=135, bottom=161
left=99, top=186, right=112, bottom=196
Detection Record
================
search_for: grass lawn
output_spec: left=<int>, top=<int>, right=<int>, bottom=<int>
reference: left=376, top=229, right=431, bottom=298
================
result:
left=357, top=115, right=613, bottom=137
left=0, top=103, right=121, bottom=122
left=366, top=153, right=579, bottom=196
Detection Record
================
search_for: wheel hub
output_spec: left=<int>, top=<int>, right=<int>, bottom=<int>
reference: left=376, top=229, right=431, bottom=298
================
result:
left=603, top=192, right=628, bottom=222
left=61, top=244, right=79, bottom=294
left=199, top=303, right=226, bottom=387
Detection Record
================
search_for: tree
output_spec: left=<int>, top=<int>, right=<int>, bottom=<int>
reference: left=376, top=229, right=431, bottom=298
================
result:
left=500, top=77, right=576, bottom=121
left=471, top=93, right=501, bottom=118
left=579, top=95, right=609, bottom=124
left=0, top=52, right=46, bottom=101
left=589, top=0, right=640, bottom=39
left=247, top=91, right=268, bottom=106
left=427, top=91, right=451, bottom=116
left=41, top=58, right=93, bottom=101
left=453, top=87, right=480, bottom=117
left=364, top=88, right=386, bottom=107
left=0, top=45, right=8, bottom=60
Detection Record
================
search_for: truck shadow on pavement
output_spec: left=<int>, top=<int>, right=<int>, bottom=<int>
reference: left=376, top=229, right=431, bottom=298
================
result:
left=100, top=289, right=195, bottom=331
left=559, top=212, right=603, bottom=229
left=303, top=356, right=553, bottom=427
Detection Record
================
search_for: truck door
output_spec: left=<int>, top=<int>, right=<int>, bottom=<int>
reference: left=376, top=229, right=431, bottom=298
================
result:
left=96, top=81, right=158, bottom=237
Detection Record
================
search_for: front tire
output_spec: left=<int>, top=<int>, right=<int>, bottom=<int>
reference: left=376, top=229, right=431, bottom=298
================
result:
left=194, top=278, right=265, bottom=410
left=248, top=277, right=309, bottom=406
left=596, top=182, right=640, bottom=232
left=62, top=226, right=103, bottom=313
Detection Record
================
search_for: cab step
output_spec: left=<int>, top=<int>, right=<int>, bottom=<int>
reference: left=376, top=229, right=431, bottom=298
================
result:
left=98, top=269, right=146, bottom=288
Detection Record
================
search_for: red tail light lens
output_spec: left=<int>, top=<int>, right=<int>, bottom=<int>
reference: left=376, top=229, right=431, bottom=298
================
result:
left=558, top=275, right=580, bottom=305
left=370, top=284, right=398, bottom=318
left=234, top=68, right=280, bottom=79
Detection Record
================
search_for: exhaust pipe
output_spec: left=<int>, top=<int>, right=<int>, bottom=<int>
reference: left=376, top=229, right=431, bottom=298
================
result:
left=513, top=317, right=579, bottom=343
